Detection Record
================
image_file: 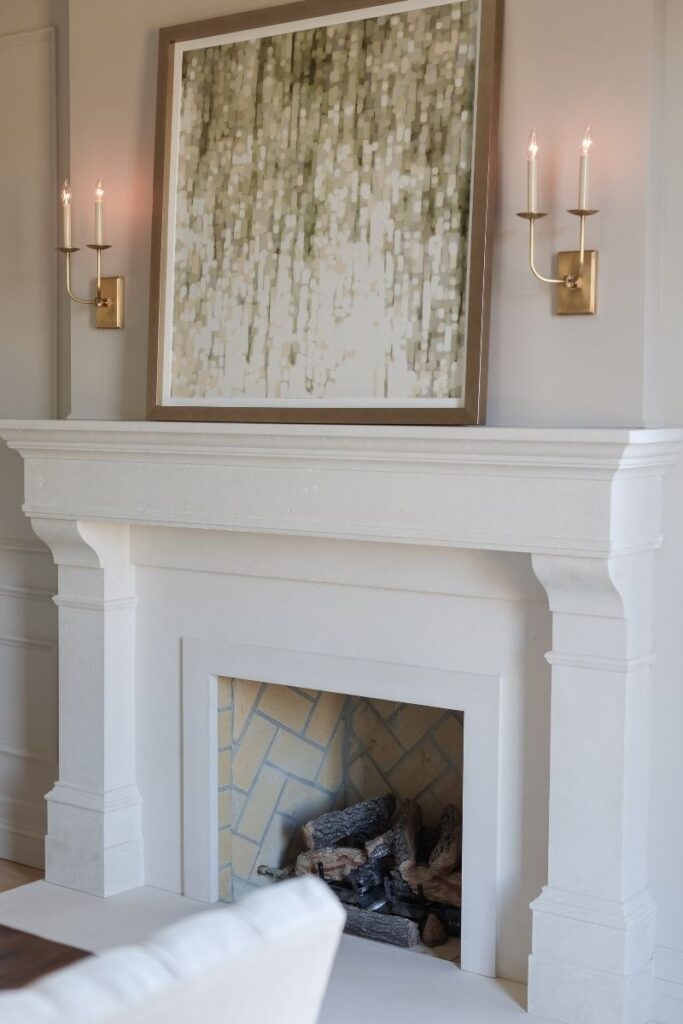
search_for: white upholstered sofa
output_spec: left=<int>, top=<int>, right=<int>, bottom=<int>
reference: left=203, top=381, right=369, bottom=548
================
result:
left=0, top=876, right=344, bottom=1024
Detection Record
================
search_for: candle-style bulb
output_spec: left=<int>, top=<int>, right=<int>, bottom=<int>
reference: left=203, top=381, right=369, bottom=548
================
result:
left=578, top=127, right=592, bottom=209
left=528, top=129, right=539, bottom=160
left=526, top=130, right=539, bottom=213
left=60, top=179, right=73, bottom=247
left=94, top=178, right=104, bottom=244
left=581, top=126, right=593, bottom=156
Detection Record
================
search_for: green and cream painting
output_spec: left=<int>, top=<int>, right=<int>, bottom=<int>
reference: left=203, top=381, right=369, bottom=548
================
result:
left=164, top=0, right=479, bottom=408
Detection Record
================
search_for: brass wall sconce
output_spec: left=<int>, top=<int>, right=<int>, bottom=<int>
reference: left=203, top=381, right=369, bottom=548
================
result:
left=57, top=180, right=124, bottom=329
left=517, top=128, right=598, bottom=316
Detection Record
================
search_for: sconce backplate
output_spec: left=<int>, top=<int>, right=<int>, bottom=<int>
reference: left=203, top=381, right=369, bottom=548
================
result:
left=96, top=276, right=125, bottom=329
left=556, top=251, right=598, bottom=316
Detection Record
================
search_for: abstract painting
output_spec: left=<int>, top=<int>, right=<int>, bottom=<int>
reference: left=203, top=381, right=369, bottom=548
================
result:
left=148, top=0, right=501, bottom=423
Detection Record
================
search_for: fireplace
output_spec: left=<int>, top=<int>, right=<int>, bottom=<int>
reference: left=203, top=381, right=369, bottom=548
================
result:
left=214, top=677, right=465, bottom=955
left=1, top=420, right=679, bottom=1024
left=181, top=640, right=500, bottom=976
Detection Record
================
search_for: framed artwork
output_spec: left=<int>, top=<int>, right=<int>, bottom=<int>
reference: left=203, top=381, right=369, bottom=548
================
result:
left=148, top=0, right=502, bottom=424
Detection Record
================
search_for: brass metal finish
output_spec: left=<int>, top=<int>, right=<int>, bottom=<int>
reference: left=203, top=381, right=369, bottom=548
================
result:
left=556, top=251, right=598, bottom=315
left=62, top=250, right=96, bottom=306
left=57, top=245, right=125, bottom=328
left=518, top=212, right=565, bottom=285
left=146, top=0, right=504, bottom=426
left=96, top=276, right=125, bottom=328
left=517, top=205, right=600, bottom=313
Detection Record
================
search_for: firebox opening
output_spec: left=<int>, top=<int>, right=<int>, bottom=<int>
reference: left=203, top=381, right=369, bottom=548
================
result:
left=217, top=678, right=464, bottom=960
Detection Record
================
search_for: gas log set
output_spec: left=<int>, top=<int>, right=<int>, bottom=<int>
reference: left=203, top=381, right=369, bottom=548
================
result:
left=258, top=795, right=462, bottom=950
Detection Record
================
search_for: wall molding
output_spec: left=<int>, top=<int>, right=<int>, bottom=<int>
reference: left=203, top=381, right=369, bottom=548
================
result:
left=0, top=819, right=44, bottom=870
left=652, top=944, right=683, bottom=1024
left=0, top=794, right=46, bottom=871
left=0, top=536, right=50, bottom=557
left=655, top=943, right=683, bottom=987
left=0, top=26, right=54, bottom=51
left=0, top=634, right=56, bottom=653
left=0, top=584, right=55, bottom=603
left=0, top=740, right=56, bottom=767
left=546, top=651, right=657, bottom=673
left=53, top=595, right=137, bottom=612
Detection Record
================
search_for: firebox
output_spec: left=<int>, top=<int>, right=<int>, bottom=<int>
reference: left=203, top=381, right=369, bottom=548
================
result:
left=217, top=678, right=464, bottom=957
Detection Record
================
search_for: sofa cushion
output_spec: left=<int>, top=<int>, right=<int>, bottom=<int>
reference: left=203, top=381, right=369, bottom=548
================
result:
left=0, top=876, right=345, bottom=1024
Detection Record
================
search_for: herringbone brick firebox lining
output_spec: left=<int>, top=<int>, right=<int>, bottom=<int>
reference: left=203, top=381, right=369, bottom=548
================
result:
left=217, top=677, right=464, bottom=902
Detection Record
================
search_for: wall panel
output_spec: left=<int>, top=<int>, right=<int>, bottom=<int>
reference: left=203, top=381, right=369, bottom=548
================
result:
left=0, top=22, right=60, bottom=868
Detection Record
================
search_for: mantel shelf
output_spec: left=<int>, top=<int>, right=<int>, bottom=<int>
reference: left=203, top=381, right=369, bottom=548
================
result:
left=0, top=420, right=681, bottom=559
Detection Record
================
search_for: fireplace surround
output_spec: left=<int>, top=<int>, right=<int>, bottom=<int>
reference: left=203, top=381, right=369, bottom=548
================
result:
left=0, top=420, right=680, bottom=1024
left=182, top=649, right=492, bottom=971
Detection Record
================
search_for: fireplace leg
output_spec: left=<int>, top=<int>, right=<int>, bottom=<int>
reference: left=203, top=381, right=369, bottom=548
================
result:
left=530, top=553, right=656, bottom=1024
left=31, top=519, right=144, bottom=897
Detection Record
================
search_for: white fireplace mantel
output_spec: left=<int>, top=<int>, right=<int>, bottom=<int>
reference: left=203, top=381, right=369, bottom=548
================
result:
left=1, top=419, right=681, bottom=1024
left=1, top=420, right=680, bottom=554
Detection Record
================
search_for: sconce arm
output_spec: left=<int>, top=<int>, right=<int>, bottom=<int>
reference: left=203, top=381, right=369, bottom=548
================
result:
left=58, top=247, right=112, bottom=308
left=517, top=214, right=565, bottom=285
left=60, top=250, right=97, bottom=305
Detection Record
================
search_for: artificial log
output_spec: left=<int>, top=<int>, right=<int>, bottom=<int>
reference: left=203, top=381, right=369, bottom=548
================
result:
left=390, top=798, right=421, bottom=873
left=429, top=804, right=462, bottom=875
left=302, top=795, right=396, bottom=851
left=400, top=864, right=462, bottom=907
left=420, top=913, right=448, bottom=948
left=348, top=861, right=386, bottom=895
left=344, top=907, right=420, bottom=948
left=256, top=865, right=292, bottom=880
left=386, top=869, right=415, bottom=902
left=365, top=832, right=392, bottom=861
left=417, top=825, right=441, bottom=864
left=295, top=846, right=367, bottom=882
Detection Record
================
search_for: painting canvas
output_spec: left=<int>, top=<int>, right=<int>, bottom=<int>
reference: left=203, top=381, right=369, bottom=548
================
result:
left=148, top=0, right=501, bottom=423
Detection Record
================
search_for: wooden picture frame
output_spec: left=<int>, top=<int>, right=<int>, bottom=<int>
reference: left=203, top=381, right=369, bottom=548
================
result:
left=147, top=0, right=502, bottom=425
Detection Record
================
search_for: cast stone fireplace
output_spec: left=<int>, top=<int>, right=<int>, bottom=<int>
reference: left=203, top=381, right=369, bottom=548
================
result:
left=0, top=419, right=680, bottom=1024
